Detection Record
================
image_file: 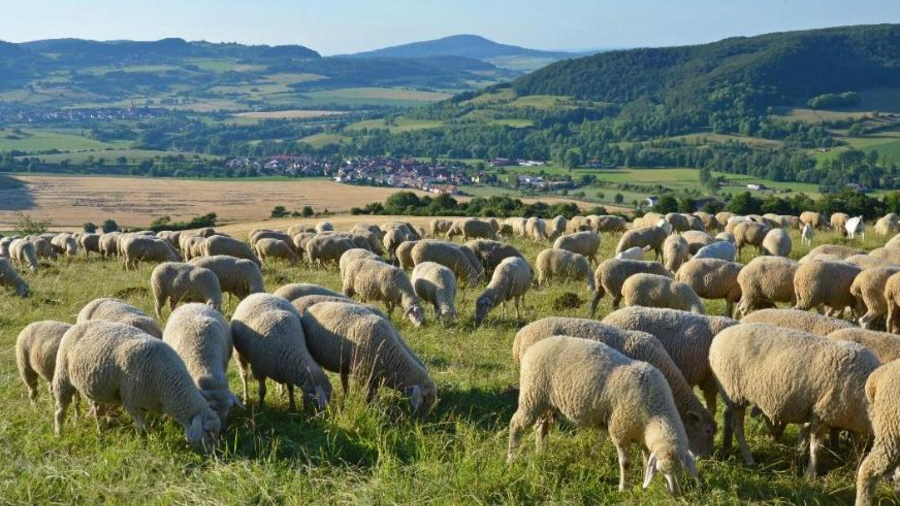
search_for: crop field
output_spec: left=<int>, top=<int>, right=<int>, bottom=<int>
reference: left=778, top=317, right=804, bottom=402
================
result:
left=0, top=223, right=893, bottom=504
left=25, top=149, right=216, bottom=165
left=0, top=129, right=127, bottom=153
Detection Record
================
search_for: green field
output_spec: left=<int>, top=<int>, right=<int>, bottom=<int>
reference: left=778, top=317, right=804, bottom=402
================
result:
left=27, top=149, right=217, bottom=164
left=345, top=118, right=445, bottom=133
left=0, top=129, right=127, bottom=152
left=299, top=133, right=352, bottom=148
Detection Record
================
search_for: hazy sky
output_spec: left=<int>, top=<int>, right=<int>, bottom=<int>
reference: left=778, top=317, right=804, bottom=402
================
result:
left=1, top=0, right=898, bottom=54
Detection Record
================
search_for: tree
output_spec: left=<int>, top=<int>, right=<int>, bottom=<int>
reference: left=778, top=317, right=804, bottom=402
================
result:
left=102, top=219, right=120, bottom=233
left=654, top=195, right=679, bottom=214
left=271, top=205, right=289, bottom=218
left=614, top=193, right=624, bottom=204
left=725, top=192, right=762, bottom=215
left=562, top=148, right=583, bottom=171
left=83, top=222, right=97, bottom=233
left=14, top=213, right=51, bottom=236
left=301, top=206, right=315, bottom=218
left=596, top=191, right=605, bottom=200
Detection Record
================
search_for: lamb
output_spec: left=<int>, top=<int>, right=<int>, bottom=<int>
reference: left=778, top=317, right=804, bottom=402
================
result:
left=429, top=218, right=453, bottom=237
left=662, top=235, right=690, bottom=273
left=549, top=215, right=567, bottom=239
left=122, top=236, right=180, bottom=270
left=554, top=231, right=601, bottom=266
left=76, top=297, right=163, bottom=338
left=273, top=282, right=345, bottom=301
left=395, top=240, right=418, bottom=270
left=339, top=248, right=383, bottom=274
left=447, top=218, right=497, bottom=241
left=792, top=260, right=861, bottom=317
left=674, top=259, right=742, bottom=317
left=681, top=230, right=715, bottom=254
left=801, top=244, right=864, bottom=262
left=342, top=258, right=425, bottom=327
left=16, top=321, right=71, bottom=401
left=535, top=248, right=595, bottom=293
left=827, top=328, right=900, bottom=364
left=735, top=256, right=799, bottom=317
left=512, top=318, right=717, bottom=457
left=733, top=221, right=770, bottom=255
left=78, top=233, right=101, bottom=258
left=202, top=235, right=261, bottom=266
left=409, top=240, right=483, bottom=286
left=601, top=306, right=739, bottom=414
left=831, top=212, right=850, bottom=236
left=761, top=228, right=791, bottom=257
left=189, top=255, right=264, bottom=301
left=474, top=257, right=532, bottom=326
left=50, top=234, right=78, bottom=258
left=741, top=308, right=854, bottom=336
left=150, top=262, right=223, bottom=318
left=590, top=259, right=672, bottom=316
left=315, top=221, right=334, bottom=234
left=98, top=232, right=121, bottom=258
left=411, top=262, right=458, bottom=321
left=693, top=241, right=737, bottom=262
left=525, top=217, right=548, bottom=241
left=801, top=223, right=814, bottom=246
left=621, top=273, right=705, bottom=314
left=163, top=304, right=241, bottom=425
left=851, top=266, right=900, bottom=329
left=464, top=239, right=523, bottom=275
left=10, top=239, right=39, bottom=272
left=508, top=336, right=699, bottom=494
left=846, top=216, right=866, bottom=240
left=800, top=211, right=829, bottom=230
left=231, top=294, right=332, bottom=410
left=873, top=214, right=898, bottom=236
left=255, top=237, right=300, bottom=266
left=0, top=258, right=29, bottom=296
left=615, top=226, right=667, bottom=260
left=616, top=246, right=652, bottom=260
left=306, top=234, right=355, bottom=268
left=855, top=360, right=900, bottom=506
left=710, top=323, right=879, bottom=477
left=52, top=320, right=222, bottom=450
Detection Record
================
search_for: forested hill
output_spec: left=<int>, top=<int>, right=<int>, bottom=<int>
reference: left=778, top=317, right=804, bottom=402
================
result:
left=347, top=34, right=573, bottom=61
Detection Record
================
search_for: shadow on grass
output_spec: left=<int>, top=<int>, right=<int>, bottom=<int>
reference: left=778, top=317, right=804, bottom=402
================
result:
left=432, top=385, right=519, bottom=432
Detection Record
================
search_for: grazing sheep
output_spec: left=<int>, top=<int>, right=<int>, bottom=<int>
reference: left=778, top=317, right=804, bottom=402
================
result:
left=665, top=212, right=693, bottom=233
left=16, top=321, right=71, bottom=401
left=590, top=259, right=672, bottom=315
left=535, top=248, right=595, bottom=292
left=464, top=239, right=523, bottom=275
left=163, top=304, right=241, bottom=425
left=202, top=235, right=260, bottom=265
left=715, top=212, right=736, bottom=228
left=342, top=258, right=425, bottom=327
left=525, top=217, right=549, bottom=241
left=615, top=226, right=667, bottom=260
left=549, top=215, right=567, bottom=239
left=801, top=223, right=814, bottom=246
left=292, top=232, right=316, bottom=258
left=28, top=236, right=56, bottom=260
left=675, top=259, right=742, bottom=317
left=10, top=239, right=39, bottom=272
left=874, top=214, right=899, bottom=237
left=845, top=254, right=895, bottom=270
left=50, top=234, right=78, bottom=258
left=78, top=233, right=101, bottom=258
left=801, top=244, right=865, bottom=262
left=870, top=247, right=900, bottom=265
left=231, top=294, right=332, bottom=411
left=290, top=294, right=388, bottom=320
left=315, top=221, right=334, bottom=234
left=831, top=212, right=850, bottom=236
left=741, top=308, right=854, bottom=336
left=150, top=262, right=223, bottom=318
left=249, top=230, right=292, bottom=247
left=554, top=231, right=601, bottom=266
left=255, top=238, right=300, bottom=266
left=635, top=212, right=664, bottom=230
left=735, top=256, right=799, bottom=317
left=188, top=255, right=264, bottom=301
left=53, top=321, right=223, bottom=453
left=513, top=318, right=717, bottom=457
left=710, top=323, right=879, bottom=477
left=615, top=246, right=652, bottom=260
left=382, top=228, right=407, bottom=260
left=287, top=224, right=316, bottom=237
left=394, top=240, right=419, bottom=270
left=0, top=258, right=29, bottom=296
left=793, top=260, right=861, bottom=317
left=411, top=262, right=458, bottom=322
left=681, top=230, right=715, bottom=255
left=828, top=328, right=900, bottom=364
left=77, top=297, right=162, bottom=338
left=800, top=211, right=829, bottom=230
left=339, top=248, right=383, bottom=275
left=474, top=257, right=532, bottom=326
left=273, top=282, right=344, bottom=302
left=429, top=218, right=453, bottom=237
left=880, top=271, right=900, bottom=334
left=733, top=221, right=770, bottom=255
left=621, top=273, right=705, bottom=314
left=0, top=236, right=13, bottom=258
left=856, top=360, right=900, bottom=506
left=306, top=234, right=355, bottom=268
left=505, top=217, right=528, bottom=238
left=121, top=236, right=180, bottom=270
left=662, top=235, right=690, bottom=273
left=761, top=228, right=791, bottom=257
left=693, top=212, right=718, bottom=231
left=98, top=232, right=121, bottom=259
left=693, top=241, right=737, bottom=262
left=508, top=336, right=699, bottom=494
left=846, top=216, right=866, bottom=240
left=447, top=218, right=497, bottom=241
left=851, top=267, right=900, bottom=329
left=410, top=240, right=483, bottom=286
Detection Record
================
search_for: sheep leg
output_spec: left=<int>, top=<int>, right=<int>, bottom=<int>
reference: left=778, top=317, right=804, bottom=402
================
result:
left=124, top=404, right=148, bottom=437
left=20, top=366, right=39, bottom=403
left=236, top=354, right=251, bottom=406
left=731, top=405, right=755, bottom=465
left=53, top=381, right=76, bottom=437
left=515, top=297, right=523, bottom=320
left=340, top=372, right=350, bottom=397
left=507, top=408, right=538, bottom=464
left=534, top=412, right=553, bottom=452
left=805, top=422, right=826, bottom=479
left=855, top=442, right=898, bottom=506
left=256, top=378, right=267, bottom=409
left=615, top=441, right=631, bottom=492
left=287, top=384, right=296, bottom=411
left=722, top=408, right=734, bottom=451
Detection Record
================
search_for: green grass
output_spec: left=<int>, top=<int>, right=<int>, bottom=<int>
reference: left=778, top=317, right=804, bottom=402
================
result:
left=27, top=149, right=217, bottom=164
left=345, top=118, right=445, bottom=133
left=298, top=133, right=351, bottom=148
left=0, top=129, right=126, bottom=152
left=0, top=227, right=891, bottom=504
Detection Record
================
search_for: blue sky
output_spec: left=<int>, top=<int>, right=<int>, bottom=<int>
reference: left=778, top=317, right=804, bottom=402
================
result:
left=1, top=0, right=898, bottom=54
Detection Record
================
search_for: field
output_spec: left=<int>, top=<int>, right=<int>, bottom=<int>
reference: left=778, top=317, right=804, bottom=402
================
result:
left=0, top=223, right=894, bottom=504
left=0, top=129, right=127, bottom=152
left=232, top=110, right=346, bottom=120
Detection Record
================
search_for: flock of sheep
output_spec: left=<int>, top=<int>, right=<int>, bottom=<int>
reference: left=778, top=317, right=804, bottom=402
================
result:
left=4, top=208, right=900, bottom=504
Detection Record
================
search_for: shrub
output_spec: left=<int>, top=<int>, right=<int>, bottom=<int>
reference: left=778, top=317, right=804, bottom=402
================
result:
left=101, top=219, right=120, bottom=233
left=14, top=213, right=51, bottom=236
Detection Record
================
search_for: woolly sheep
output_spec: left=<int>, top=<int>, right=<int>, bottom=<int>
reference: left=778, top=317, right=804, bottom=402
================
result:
left=273, top=282, right=344, bottom=301
left=339, top=248, right=383, bottom=274
left=410, top=240, right=482, bottom=286
left=880, top=271, right=900, bottom=334
left=846, top=216, right=866, bottom=240
left=505, top=217, right=528, bottom=237
left=850, top=266, right=900, bottom=329
left=845, top=254, right=895, bottom=270
left=593, top=215, right=626, bottom=233
left=680, top=230, right=715, bottom=255
left=77, top=297, right=163, bottom=338
left=590, top=259, right=672, bottom=316
left=201, top=235, right=260, bottom=266
left=79, top=233, right=101, bottom=258
left=0, top=236, right=13, bottom=258
left=621, top=273, right=705, bottom=314
left=674, top=259, right=742, bottom=317
left=290, top=294, right=388, bottom=321
left=50, top=234, right=78, bottom=257
left=342, top=258, right=425, bottom=327
left=715, top=212, right=736, bottom=228
left=870, top=247, right=900, bottom=265
left=288, top=224, right=316, bottom=237
left=255, top=238, right=300, bottom=266
left=733, top=221, right=770, bottom=255
left=635, top=212, right=664, bottom=230
left=292, top=232, right=315, bottom=258
left=508, top=336, right=699, bottom=494
left=411, top=262, right=458, bottom=321
left=464, top=239, right=523, bottom=275
left=394, top=240, right=419, bottom=270
left=761, top=228, right=791, bottom=257
left=615, top=246, right=652, bottom=260
left=0, top=258, right=29, bottom=296
left=315, top=221, right=334, bottom=234
left=189, top=255, right=264, bottom=301
left=856, top=360, right=900, bottom=506
left=163, top=304, right=241, bottom=425
left=28, top=236, right=56, bottom=260
left=665, top=212, right=693, bottom=233
left=662, top=235, right=690, bottom=273
left=525, top=217, right=548, bottom=241
left=735, top=256, right=799, bottom=317
left=616, top=226, right=667, bottom=260
left=692, top=241, right=737, bottom=262
left=801, top=244, right=864, bottom=262
left=693, top=212, right=718, bottom=231
left=741, top=308, right=854, bottom=336
left=16, top=321, right=71, bottom=401
left=429, top=218, right=453, bottom=237
left=150, top=262, right=223, bottom=318
left=10, top=239, right=39, bottom=272
left=231, top=294, right=332, bottom=411
left=512, top=317, right=717, bottom=457
left=447, top=218, right=497, bottom=241
left=549, top=215, right=567, bottom=239
left=306, top=234, right=355, bottom=268
left=873, top=214, right=898, bottom=236
left=382, top=221, right=421, bottom=240
left=98, top=232, right=121, bottom=258
left=250, top=230, right=292, bottom=248
left=383, top=228, right=407, bottom=260
left=122, top=236, right=180, bottom=270
left=554, top=231, right=601, bottom=266
left=830, top=212, right=850, bottom=236
left=793, top=260, right=861, bottom=317
left=827, top=328, right=900, bottom=364
left=800, top=211, right=829, bottom=230
left=474, top=257, right=532, bottom=326
left=601, top=306, right=739, bottom=414
left=535, top=248, right=595, bottom=293
left=710, top=323, right=879, bottom=477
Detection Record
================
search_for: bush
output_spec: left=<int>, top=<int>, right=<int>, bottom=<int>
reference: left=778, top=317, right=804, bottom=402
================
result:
left=14, top=213, right=51, bottom=236
left=102, top=219, right=120, bottom=233
left=148, top=213, right=217, bottom=232
left=83, top=222, right=97, bottom=233
left=271, top=206, right=289, bottom=218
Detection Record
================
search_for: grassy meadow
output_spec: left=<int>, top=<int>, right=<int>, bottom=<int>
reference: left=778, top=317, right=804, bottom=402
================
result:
left=0, top=223, right=896, bottom=505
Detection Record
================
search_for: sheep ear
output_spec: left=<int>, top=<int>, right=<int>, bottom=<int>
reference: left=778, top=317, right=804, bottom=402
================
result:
left=186, top=414, right=203, bottom=445
left=408, top=385, right=423, bottom=411
left=642, top=452, right=657, bottom=489
left=663, top=473, right=680, bottom=495
left=687, top=410, right=702, bottom=424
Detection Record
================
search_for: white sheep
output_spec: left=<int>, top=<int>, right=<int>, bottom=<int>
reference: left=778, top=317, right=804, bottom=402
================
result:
left=429, top=218, right=453, bottom=237
left=801, top=223, right=814, bottom=246
left=761, top=228, right=792, bottom=257
left=122, top=235, right=180, bottom=270
left=474, top=257, right=532, bottom=326
left=339, top=248, right=383, bottom=275
left=508, top=336, right=699, bottom=494
left=150, top=262, right=223, bottom=318
left=189, top=255, right=265, bottom=301
left=535, top=248, right=595, bottom=293
left=621, top=273, right=705, bottom=314
left=410, top=240, right=483, bottom=286
left=77, top=297, right=162, bottom=338
left=662, top=234, right=690, bottom=273
left=202, top=235, right=261, bottom=266
left=735, top=256, right=799, bottom=317
left=741, top=308, right=854, bottom=336
left=16, top=321, right=71, bottom=401
left=846, top=216, right=866, bottom=240
left=273, top=282, right=344, bottom=301
left=411, top=261, right=458, bottom=322
left=615, top=245, right=652, bottom=260
left=447, top=218, right=496, bottom=241
left=590, top=259, right=673, bottom=315
left=549, top=215, right=567, bottom=239
left=342, top=258, right=425, bottom=327
left=0, top=258, right=29, bottom=296
left=855, top=360, right=900, bottom=506
left=255, top=238, right=300, bottom=266
left=674, top=258, right=742, bottom=317
left=692, top=241, right=737, bottom=262
left=615, top=226, right=667, bottom=260
left=10, top=239, right=39, bottom=272
left=554, top=231, right=601, bottom=266
left=79, top=233, right=101, bottom=258
left=793, top=260, right=861, bottom=317
left=827, top=328, right=900, bottom=364
left=306, top=234, right=356, bottom=268
left=850, top=266, right=900, bottom=329
left=464, top=239, right=523, bottom=275
left=99, top=232, right=121, bottom=259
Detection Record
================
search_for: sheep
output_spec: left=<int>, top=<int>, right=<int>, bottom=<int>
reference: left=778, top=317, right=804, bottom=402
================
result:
left=77, top=297, right=162, bottom=339
left=855, top=360, right=900, bottom=506
left=342, top=258, right=425, bottom=327
left=665, top=212, right=693, bottom=233
left=411, top=262, right=458, bottom=321
left=830, top=212, right=850, bottom=236
left=16, top=321, right=71, bottom=401
left=616, top=246, right=652, bottom=260
left=201, top=235, right=260, bottom=265
left=163, top=304, right=241, bottom=425
left=716, top=231, right=736, bottom=244
left=662, top=235, right=690, bottom=273
left=121, top=236, right=180, bottom=270
left=474, top=257, right=532, bottom=326
left=306, top=234, right=355, bottom=268
left=150, top=262, right=223, bottom=318
left=10, top=239, right=39, bottom=272
left=250, top=230, right=292, bottom=248
left=381, top=221, right=421, bottom=240
left=394, top=240, right=419, bottom=270
left=674, top=259, right=742, bottom=317
left=231, top=294, right=331, bottom=410
left=429, top=218, right=453, bottom=237
left=0, top=236, right=13, bottom=258
left=879, top=270, right=900, bottom=334
left=273, top=282, right=344, bottom=301
left=447, top=218, right=497, bottom=241
left=28, top=236, right=56, bottom=260
left=793, top=260, right=862, bottom=317
left=801, top=244, right=865, bottom=263
left=464, top=239, right=523, bottom=275
left=78, top=233, right=101, bottom=258
left=680, top=230, right=715, bottom=255
left=50, top=234, right=78, bottom=258
left=52, top=320, right=222, bottom=450
left=733, top=221, right=770, bottom=255
left=549, top=215, right=567, bottom=239
left=622, top=273, right=705, bottom=314
left=846, top=216, right=866, bottom=240
left=710, top=323, right=879, bottom=477
left=871, top=247, right=900, bottom=265
left=590, top=259, right=672, bottom=316
left=352, top=222, right=384, bottom=239
left=157, top=230, right=181, bottom=249
left=535, top=248, right=595, bottom=293
left=255, top=238, right=300, bottom=266
left=288, top=224, right=316, bottom=237
left=693, top=212, right=718, bottom=231
left=410, top=240, right=482, bottom=286
left=485, top=217, right=500, bottom=233
left=507, top=336, right=699, bottom=494
left=693, top=241, right=737, bottom=262
left=715, top=212, right=736, bottom=228
left=98, top=232, right=121, bottom=258
left=741, top=308, right=854, bottom=336
left=874, top=214, right=899, bottom=236
left=851, top=267, right=900, bottom=329
left=616, top=226, right=667, bottom=260
left=801, top=223, right=814, bottom=246
left=735, top=256, right=799, bottom=317
left=800, top=211, right=829, bottom=230
left=290, top=294, right=389, bottom=320
left=525, top=217, right=548, bottom=241
left=189, top=255, right=264, bottom=301
left=635, top=212, right=664, bottom=230
left=761, top=228, right=791, bottom=257
left=846, top=254, right=895, bottom=270
left=382, top=228, right=408, bottom=260
left=554, top=231, right=601, bottom=266
left=315, top=221, right=334, bottom=234
left=339, top=248, right=383, bottom=275
left=827, top=328, right=900, bottom=364
left=0, top=258, right=29, bottom=296
left=505, top=217, right=528, bottom=237
left=291, top=232, right=316, bottom=257
left=512, top=318, right=717, bottom=457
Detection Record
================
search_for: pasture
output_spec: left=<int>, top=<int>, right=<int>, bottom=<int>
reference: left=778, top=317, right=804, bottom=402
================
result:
left=1, top=222, right=893, bottom=504
left=0, top=129, right=126, bottom=152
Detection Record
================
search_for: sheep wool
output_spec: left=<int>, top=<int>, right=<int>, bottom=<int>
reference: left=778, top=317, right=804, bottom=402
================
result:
left=535, top=248, right=595, bottom=293
left=674, top=259, right=742, bottom=317
left=189, top=255, right=265, bottom=301
left=761, top=228, right=792, bottom=257
left=792, top=260, right=861, bottom=317
left=342, top=258, right=425, bottom=327
left=735, top=256, right=799, bottom=317
left=827, top=328, right=900, bottom=364
left=16, top=321, right=71, bottom=401
left=409, top=240, right=483, bottom=287
left=10, top=239, right=39, bottom=273
left=447, top=218, right=496, bottom=241
left=0, top=258, right=29, bottom=297
left=464, top=239, right=523, bottom=275
left=622, top=273, right=705, bottom=315
left=615, top=226, right=667, bottom=260
left=77, top=298, right=162, bottom=338
left=662, top=235, right=690, bottom=273
left=850, top=266, right=900, bottom=329
left=590, top=259, right=673, bottom=316
left=121, top=236, right=180, bottom=270
left=255, top=238, right=300, bottom=266
left=273, top=283, right=344, bottom=302
left=474, top=257, right=532, bottom=326
left=411, top=261, right=458, bottom=321
left=202, top=235, right=261, bottom=266
left=339, top=248, right=383, bottom=275
left=855, top=360, right=900, bottom=506
left=150, top=262, right=223, bottom=318
left=553, top=231, right=601, bottom=266
left=741, top=308, right=854, bottom=336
